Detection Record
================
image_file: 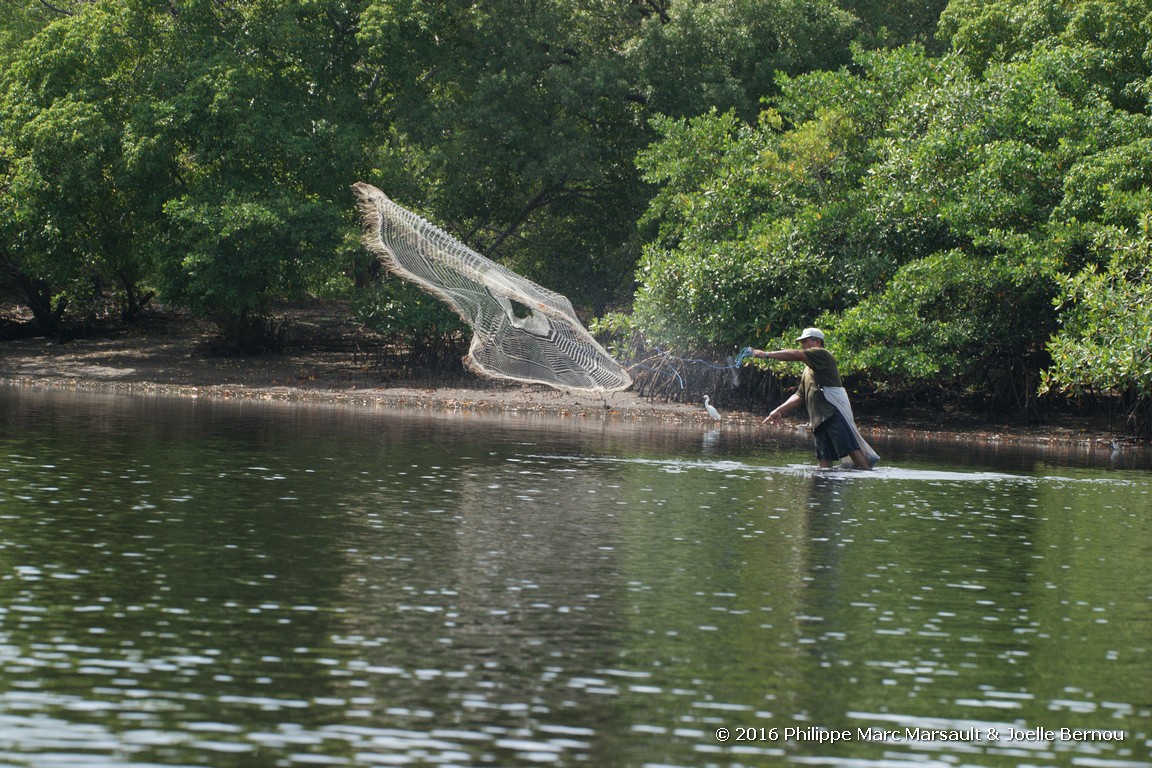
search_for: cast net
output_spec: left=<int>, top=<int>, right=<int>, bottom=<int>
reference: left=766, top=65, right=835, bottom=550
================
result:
left=352, top=183, right=632, bottom=393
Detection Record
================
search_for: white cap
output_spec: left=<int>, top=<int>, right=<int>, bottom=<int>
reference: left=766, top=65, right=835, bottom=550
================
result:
left=796, top=327, right=825, bottom=342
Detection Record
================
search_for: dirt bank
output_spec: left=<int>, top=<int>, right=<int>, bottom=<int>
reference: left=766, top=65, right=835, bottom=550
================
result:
left=1, top=301, right=1145, bottom=462
left=0, top=301, right=700, bottom=420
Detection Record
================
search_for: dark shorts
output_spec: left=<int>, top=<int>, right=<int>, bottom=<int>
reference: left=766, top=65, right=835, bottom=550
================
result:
left=813, top=410, right=860, bottom=461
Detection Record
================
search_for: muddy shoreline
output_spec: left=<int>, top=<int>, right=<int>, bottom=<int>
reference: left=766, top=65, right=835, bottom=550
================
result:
left=1, top=304, right=1147, bottom=466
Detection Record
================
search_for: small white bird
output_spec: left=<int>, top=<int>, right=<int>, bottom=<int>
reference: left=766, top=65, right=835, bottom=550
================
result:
left=703, top=395, right=722, bottom=421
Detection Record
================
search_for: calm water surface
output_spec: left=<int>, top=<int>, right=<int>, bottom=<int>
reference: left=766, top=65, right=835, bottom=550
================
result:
left=1, top=386, right=1149, bottom=767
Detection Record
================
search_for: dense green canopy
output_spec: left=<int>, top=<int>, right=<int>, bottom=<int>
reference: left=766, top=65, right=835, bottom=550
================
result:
left=2, top=0, right=1150, bottom=434
left=615, top=1, right=1152, bottom=433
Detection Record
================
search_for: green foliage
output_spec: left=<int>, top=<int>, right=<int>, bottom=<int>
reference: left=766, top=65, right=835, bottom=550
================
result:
left=587, top=309, right=642, bottom=362
left=354, top=277, right=468, bottom=369
left=3, top=0, right=1152, bottom=435
left=0, top=0, right=368, bottom=342
left=841, top=0, right=951, bottom=52
left=1057, top=135, right=1152, bottom=228
left=140, top=0, right=369, bottom=348
left=357, top=0, right=651, bottom=314
left=631, top=235, right=837, bottom=352
left=939, top=0, right=1152, bottom=109
left=626, top=30, right=1152, bottom=426
left=629, top=48, right=940, bottom=354
left=827, top=240, right=1061, bottom=385
left=828, top=43, right=1146, bottom=402
left=0, top=0, right=80, bottom=56
left=862, top=45, right=1119, bottom=247
left=160, top=193, right=325, bottom=348
left=0, top=2, right=154, bottom=330
left=352, top=0, right=914, bottom=316
left=775, top=44, right=940, bottom=136
left=1042, top=218, right=1152, bottom=436
left=627, top=0, right=860, bottom=120
left=1, top=0, right=947, bottom=349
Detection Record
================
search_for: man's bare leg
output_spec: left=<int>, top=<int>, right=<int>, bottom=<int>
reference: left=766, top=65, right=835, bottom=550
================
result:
left=848, top=449, right=873, bottom=470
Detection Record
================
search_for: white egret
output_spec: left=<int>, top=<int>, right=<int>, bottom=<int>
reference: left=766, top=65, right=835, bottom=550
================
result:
left=703, top=395, right=722, bottom=421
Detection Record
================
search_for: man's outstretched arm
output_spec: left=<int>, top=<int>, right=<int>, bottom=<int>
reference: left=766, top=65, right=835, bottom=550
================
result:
left=750, top=348, right=808, bottom=362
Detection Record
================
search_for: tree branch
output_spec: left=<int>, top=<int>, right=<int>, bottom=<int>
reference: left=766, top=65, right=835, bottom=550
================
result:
left=38, top=0, right=76, bottom=16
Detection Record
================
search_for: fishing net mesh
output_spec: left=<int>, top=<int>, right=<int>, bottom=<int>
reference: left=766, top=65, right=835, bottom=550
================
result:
left=353, top=183, right=632, bottom=393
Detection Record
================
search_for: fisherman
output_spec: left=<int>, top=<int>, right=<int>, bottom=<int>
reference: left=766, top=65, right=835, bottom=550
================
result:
left=748, top=328, right=879, bottom=470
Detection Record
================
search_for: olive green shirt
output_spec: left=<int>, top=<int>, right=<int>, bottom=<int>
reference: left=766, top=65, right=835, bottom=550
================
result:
left=798, top=347, right=843, bottom=430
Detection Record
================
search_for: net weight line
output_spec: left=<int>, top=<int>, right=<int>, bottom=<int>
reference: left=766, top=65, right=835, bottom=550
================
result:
left=631, top=346, right=755, bottom=390
left=353, top=183, right=632, bottom=394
